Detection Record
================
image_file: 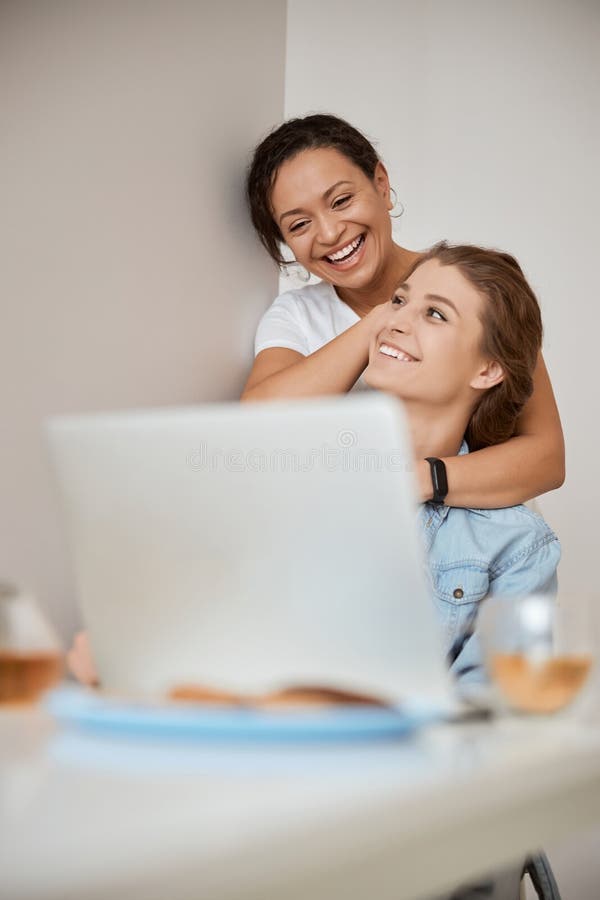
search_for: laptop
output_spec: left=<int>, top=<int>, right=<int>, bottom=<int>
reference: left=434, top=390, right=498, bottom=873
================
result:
left=47, top=394, right=453, bottom=709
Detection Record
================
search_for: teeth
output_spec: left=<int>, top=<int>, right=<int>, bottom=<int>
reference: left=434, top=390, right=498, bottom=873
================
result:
left=326, top=235, right=363, bottom=262
left=379, top=344, right=416, bottom=362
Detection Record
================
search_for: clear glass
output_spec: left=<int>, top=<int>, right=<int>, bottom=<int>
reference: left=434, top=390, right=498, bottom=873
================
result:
left=0, top=582, right=63, bottom=703
left=478, top=592, right=595, bottom=714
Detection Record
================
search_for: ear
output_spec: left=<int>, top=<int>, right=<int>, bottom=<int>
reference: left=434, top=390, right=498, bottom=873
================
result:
left=373, top=161, right=393, bottom=209
left=470, top=359, right=505, bottom=392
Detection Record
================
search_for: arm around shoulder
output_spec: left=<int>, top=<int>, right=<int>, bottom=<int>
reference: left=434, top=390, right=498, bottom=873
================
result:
left=241, top=293, right=381, bottom=402
left=431, top=354, right=565, bottom=509
left=241, top=346, right=307, bottom=401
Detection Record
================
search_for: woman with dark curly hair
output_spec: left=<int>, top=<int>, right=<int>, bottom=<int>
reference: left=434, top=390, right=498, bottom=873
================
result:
left=242, top=114, right=564, bottom=510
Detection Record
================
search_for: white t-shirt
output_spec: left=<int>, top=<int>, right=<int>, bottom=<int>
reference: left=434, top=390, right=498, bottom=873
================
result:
left=254, top=280, right=360, bottom=357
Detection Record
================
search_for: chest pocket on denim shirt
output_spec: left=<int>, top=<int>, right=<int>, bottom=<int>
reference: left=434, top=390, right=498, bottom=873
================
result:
left=430, top=565, right=489, bottom=653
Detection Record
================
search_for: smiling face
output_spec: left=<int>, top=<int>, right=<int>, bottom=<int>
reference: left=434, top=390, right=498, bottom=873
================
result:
left=364, top=258, right=503, bottom=410
left=269, top=147, right=395, bottom=291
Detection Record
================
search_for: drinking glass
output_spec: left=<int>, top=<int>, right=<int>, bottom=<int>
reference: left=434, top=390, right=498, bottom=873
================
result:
left=478, top=592, right=595, bottom=714
left=0, top=582, right=63, bottom=703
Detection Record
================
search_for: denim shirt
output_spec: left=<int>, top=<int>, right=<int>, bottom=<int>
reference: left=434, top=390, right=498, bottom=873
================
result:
left=418, top=464, right=561, bottom=683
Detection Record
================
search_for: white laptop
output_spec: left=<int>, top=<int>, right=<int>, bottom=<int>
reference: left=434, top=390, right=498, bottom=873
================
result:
left=47, top=394, right=453, bottom=708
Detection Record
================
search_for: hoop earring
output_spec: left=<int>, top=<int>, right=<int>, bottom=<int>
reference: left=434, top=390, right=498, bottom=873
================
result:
left=389, top=187, right=405, bottom=220
left=281, top=261, right=311, bottom=283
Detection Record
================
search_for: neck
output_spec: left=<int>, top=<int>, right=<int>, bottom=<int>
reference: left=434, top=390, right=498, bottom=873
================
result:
left=335, top=244, right=423, bottom=315
left=402, top=400, right=474, bottom=461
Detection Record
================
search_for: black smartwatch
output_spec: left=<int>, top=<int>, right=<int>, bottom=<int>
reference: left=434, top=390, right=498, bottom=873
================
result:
left=425, top=457, right=448, bottom=505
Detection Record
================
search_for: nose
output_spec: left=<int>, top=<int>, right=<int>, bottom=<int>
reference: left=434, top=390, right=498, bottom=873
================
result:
left=315, top=211, right=345, bottom=246
left=388, top=303, right=413, bottom=335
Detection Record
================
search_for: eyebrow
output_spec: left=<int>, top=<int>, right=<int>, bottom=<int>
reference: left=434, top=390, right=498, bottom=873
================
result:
left=279, top=181, right=354, bottom=225
left=395, top=282, right=461, bottom=317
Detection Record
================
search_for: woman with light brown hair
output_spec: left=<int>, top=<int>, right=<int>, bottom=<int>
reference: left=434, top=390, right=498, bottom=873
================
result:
left=360, top=240, right=559, bottom=681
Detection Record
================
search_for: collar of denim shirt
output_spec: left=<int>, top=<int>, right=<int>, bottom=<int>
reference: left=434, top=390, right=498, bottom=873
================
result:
left=417, top=441, right=469, bottom=548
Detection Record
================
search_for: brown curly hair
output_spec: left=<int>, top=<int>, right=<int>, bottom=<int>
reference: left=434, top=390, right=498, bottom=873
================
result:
left=414, top=243, right=543, bottom=450
left=246, top=114, right=381, bottom=267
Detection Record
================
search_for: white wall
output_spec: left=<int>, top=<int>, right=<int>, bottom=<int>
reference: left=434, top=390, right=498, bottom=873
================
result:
left=2, top=0, right=596, bottom=643
left=0, top=0, right=285, bottom=638
left=285, top=0, right=599, bottom=594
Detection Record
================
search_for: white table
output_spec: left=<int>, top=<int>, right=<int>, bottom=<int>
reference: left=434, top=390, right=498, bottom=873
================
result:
left=2, top=698, right=600, bottom=900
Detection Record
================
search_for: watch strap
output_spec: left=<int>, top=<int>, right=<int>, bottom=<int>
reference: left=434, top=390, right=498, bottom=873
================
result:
left=425, top=457, right=448, bottom=505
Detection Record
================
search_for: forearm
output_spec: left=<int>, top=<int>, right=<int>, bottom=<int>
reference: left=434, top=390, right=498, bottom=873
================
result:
left=241, top=315, right=373, bottom=402
left=416, top=431, right=565, bottom=508
left=416, top=353, right=565, bottom=508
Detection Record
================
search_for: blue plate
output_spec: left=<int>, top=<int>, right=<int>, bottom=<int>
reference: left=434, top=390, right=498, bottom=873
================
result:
left=46, top=686, right=442, bottom=742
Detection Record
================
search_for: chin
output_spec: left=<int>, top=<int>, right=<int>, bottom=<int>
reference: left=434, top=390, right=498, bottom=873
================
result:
left=364, top=370, right=409, bottom=404
left=363, top=366, right=388, bottom=392
left=346, top=265, right=375, bottom=289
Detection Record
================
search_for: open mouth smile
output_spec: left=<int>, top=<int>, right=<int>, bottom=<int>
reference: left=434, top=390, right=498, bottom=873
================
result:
left=323, top=234, right=365, bottom=266
left=378, top=343, right=418, bottom=363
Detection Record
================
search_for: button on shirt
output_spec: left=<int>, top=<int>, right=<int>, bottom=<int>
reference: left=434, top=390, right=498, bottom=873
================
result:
left=418, top=498, right=560, bottom=682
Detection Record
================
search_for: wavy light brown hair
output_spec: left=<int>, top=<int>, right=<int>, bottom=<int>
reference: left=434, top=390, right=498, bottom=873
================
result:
left=246, top=114, right=381, bottom=267
left=415, top=243, right=543, bottom=451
